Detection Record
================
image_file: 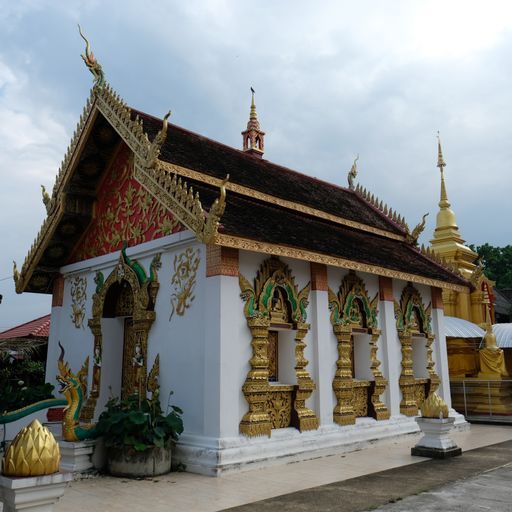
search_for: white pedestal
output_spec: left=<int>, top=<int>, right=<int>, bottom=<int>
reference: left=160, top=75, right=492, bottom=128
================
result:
left=412, top=417, right=461, bottom=458
left=0, top=472, right=72, bottom=512
left=59, top=440, right=97, bottom=472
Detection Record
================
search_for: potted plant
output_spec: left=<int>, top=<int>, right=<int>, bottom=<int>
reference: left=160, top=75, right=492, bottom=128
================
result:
left=96, top=392, right=183, bottom=477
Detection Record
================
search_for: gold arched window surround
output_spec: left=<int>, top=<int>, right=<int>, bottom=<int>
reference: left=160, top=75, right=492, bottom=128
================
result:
left=394, top=283, right=439, bottom=416
left=328, top=271, right=389, bottom=425
left=238, top=256, right=318, bottom=437
left=80, top=249, right=161, bottom=422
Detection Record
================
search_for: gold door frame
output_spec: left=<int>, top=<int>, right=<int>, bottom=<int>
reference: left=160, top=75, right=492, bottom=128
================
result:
left=394, top=283, right=439, bottom=416
left=82, top=250, right=160, bottom=421
left=239, top=257, right=319, bottom=437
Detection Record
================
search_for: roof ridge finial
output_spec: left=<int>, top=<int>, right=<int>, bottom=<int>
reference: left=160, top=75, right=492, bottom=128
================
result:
left=250, top=87, right=257, bottom=120
left=78, top=24, right=105, bottom=89
left=242, top=87, right=265, bottom=157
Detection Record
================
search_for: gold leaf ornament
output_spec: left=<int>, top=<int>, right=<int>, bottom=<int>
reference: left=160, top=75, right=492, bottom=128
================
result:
left=170, top=247, right=200, bottom=320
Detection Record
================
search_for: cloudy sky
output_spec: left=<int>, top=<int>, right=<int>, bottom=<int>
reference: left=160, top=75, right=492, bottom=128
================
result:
left=1, top=0, right=512, bottom=330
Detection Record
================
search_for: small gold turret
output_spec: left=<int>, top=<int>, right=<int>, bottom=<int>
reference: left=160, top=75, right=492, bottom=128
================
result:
left=2, top=419, right=60, bottom=477
left=420, top=391, right=449, bottom=419
left=241, top=87, right=265, bottom=158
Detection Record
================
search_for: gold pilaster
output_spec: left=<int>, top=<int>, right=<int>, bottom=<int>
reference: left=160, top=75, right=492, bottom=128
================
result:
left=240, top=317, right=272, bottom=437
left=368, top=330, right=390, bottom=420
left=292, top=322, right=319, bottom=431
left=398, top=332, right=417, bottom=416
left=332, top=325, right=355, bottom=425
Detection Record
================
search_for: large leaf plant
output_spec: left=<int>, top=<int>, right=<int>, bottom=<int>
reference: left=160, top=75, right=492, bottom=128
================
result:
left=96, top=392, right=183, bottom=452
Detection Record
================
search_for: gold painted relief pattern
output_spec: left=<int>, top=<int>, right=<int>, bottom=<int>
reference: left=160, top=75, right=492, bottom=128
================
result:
left=73, top=147, right=181, bottom=262
left=351, top=382, right=370, bottom=417
left=170, top=247, right=201, bottom=320
left=70, top=276, right=87, bottom=329
left=266, top=387, right=293, bottom=428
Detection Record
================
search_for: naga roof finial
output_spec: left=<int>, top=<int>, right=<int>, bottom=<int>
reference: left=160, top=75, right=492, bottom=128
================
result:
left=78, top=24, right=105, bottom=89
left=347, top=154, right=359, bottom=190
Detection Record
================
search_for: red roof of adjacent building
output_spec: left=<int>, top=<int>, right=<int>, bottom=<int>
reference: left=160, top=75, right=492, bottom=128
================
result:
left=0, top=314, right=51, bottom=340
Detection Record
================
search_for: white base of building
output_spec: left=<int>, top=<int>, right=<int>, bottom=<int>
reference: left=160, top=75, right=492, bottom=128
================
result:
left=0, top=472, right=72, bottom=512
left=59, top=440, right=97, bottom=473
left=175, top=413, right=469, bottom=476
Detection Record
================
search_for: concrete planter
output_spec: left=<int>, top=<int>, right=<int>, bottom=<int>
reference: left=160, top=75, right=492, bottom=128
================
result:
left=107, top=446, right=171, bottom=478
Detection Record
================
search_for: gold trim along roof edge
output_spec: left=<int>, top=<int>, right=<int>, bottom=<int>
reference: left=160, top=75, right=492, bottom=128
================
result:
left=215, top=233, right=469, bottom=293
left=158, top=161, right=405, bottom=242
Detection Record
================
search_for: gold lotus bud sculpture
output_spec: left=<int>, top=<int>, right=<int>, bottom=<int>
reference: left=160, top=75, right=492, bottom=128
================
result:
left=2, top=419, right=60, bottom=477
left=420, top=391, right=449, bottom=419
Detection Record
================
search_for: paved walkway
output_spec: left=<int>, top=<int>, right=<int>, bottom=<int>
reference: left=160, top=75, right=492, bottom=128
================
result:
left=49, top=424, right=512, bottom=512
left=373, top=463, right=512, bottom=512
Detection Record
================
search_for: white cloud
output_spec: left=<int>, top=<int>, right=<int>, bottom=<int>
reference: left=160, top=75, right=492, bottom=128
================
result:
left=0, top=0, right=511, bottom=330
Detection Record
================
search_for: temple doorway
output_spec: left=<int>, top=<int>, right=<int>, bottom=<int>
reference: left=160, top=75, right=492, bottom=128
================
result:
left=85, top=250, right=160, bottom=421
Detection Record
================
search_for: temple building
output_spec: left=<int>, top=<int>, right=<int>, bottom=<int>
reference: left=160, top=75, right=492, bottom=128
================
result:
left=13, top=45, right=472, bottom=474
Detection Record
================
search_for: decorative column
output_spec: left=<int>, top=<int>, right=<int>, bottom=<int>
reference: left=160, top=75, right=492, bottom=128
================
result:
left=426, top=332, right=440, bottom=394
left=81, top=318, right=102, bottom=422
left=292, top=322, right=319, bottom=431
left=430, top=286, right=451, bottom=407
left=240, top=317, right=272, bottom=437
left=368, top=329, right=390, bottom=420
left=308, top=263, right=334, bottom=425
left=131, top=314, right=155, bottom=396
left=399, top=332, right=417, bottom=416
left=332, top=325, right=355, bottom=425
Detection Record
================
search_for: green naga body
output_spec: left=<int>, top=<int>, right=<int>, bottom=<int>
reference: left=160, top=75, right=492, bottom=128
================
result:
left=0, top=398, right=67, bottom=425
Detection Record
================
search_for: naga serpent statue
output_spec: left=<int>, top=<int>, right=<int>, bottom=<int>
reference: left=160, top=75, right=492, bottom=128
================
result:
left=57, top=342, right=98, bottom=441
left=0, top=343, right=98, bottom=443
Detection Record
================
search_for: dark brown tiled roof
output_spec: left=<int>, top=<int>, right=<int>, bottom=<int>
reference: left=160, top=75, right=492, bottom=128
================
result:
left=185, top=180, right=468, bottom=287
left=136, top=111, right=405, bottom=236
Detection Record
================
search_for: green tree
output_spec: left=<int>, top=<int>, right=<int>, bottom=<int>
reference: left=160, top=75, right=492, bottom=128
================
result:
left=469, top=244, right=512, bottom=289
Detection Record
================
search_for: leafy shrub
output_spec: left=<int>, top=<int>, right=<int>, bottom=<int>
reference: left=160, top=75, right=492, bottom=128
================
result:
left=96, top=393, right=183, bottom=452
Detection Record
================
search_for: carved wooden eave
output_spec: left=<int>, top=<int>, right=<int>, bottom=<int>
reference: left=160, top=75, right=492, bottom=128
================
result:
left=15, top=84, right=226, bottom=294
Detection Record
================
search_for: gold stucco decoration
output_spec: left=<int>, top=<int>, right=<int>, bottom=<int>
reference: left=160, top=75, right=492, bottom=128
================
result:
left=3, top=419, right=60, bottom=477
left=85, top=250, right=161, bottom=421
left=70, top=275, right=87, bottom=329
left=170, top=247, right=200, bottom=320
left=238, top=257, right=319, bottom=437
left=420, top=391, right=449, bottom=419
left=394, top=283, right=439, bottom=416
left=327, top=271, right=389, bottom=425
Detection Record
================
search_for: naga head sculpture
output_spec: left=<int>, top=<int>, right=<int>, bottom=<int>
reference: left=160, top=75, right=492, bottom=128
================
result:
left=56, top=342, right=89, bottom=405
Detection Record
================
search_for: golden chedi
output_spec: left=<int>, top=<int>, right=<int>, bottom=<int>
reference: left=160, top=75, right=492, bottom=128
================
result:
left=2, top=419, right=60, bottom=477
left=420, top=391, right=449, bottom=419
left=478, top=324, right=509, bottom=379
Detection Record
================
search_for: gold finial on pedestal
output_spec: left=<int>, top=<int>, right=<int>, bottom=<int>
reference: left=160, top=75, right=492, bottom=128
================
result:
left=420, top=391, right=449, bottom=419
left=2, top=419, right=60, bottom=477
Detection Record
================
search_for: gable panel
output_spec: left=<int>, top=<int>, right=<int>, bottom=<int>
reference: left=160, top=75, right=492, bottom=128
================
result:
left=70, top=143, right=184, bottom=262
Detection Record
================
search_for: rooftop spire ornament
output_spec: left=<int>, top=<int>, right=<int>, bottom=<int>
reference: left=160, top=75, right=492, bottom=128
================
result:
left=242, top=87, right=265, bottom=157
left=347, top=154, right=359, bottom=190
left=78, top=24, right=105, bottom=88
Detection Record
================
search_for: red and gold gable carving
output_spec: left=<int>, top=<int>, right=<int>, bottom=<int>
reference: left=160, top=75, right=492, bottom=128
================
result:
left=70, top=144, right=183, bottom=262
